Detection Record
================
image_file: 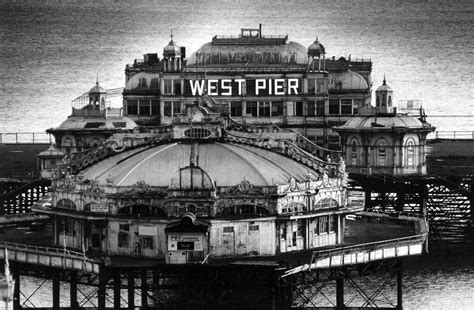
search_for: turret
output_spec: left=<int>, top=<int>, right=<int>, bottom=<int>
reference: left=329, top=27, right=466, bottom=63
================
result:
left=88, top=80, right=106, bottom=111
left=163, top=31, right=184, bottom=72
left=308, top=37, right=326, bottom=71
left=375, top=76, right=394, bottom=113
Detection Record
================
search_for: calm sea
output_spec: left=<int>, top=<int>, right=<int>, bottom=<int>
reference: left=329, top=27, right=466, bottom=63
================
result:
left=0, top=0, right=473, bottom=308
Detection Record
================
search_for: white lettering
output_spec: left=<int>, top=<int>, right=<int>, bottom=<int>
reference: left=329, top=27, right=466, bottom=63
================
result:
left=288, top=78, right=299, bottom=95
left=274, top=79, right=285, bottom=95
left=256, top=79, right=266, bottom=95
left=189, top=80, right=206, bottom=96
left=221, top=79, right=232, bottom=96
left=208, top=79, right=218, bottom=96
left=235, top=79, right=245, bottom=96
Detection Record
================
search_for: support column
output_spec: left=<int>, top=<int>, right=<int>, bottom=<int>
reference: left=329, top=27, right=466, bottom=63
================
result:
left=12, top=265, right=20, bottom=310
left=141, top=270, right=148, bottom=308
left=52, top=274, right=60, bottom=310
left=336, top=274, right=344, bottom=310
left=365, top=189, right=372, bottom=210
left=70, top=271, right=78, bottom=310
left=396, top=190, right=405, bottom=212
left=128, top=271, right=135, bottom=310
left=114, top=272, right=121, bottom=310
left=397, top=261, right=403, bottom=310
left=98, top=273, right=107, bottom=310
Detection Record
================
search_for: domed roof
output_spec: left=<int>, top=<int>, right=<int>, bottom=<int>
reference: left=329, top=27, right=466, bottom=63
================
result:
left=186, top=41, right=308, bottom=65
left=89, top=82, right=105, bottom=94
left=308, top=37, right=325, bottom=57
left=38, top=144, right=65, bottom=158
left=163, top=39, right=181, bottom=58
left=55, top=115, right=137, bottom=131
left=335, top=115, right=426, bottom=131
left=376, top=78, right=392, bottom=92
left=78, top=142, right=319, bottom=188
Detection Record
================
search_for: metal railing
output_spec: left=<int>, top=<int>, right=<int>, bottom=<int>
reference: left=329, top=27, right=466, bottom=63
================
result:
left=1, top=241, right=86, bottom=259
left=429, top=131, right=474, bottom=140
left=0, top=132, right=52, bottom=144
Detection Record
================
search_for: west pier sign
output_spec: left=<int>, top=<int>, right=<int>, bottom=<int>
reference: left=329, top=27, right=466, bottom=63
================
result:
left=188, top=78, right=300, bottom=96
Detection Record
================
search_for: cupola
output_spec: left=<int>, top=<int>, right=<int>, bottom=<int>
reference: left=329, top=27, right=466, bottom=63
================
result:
left=375, top=76, right=394, bottom=113
left=307, top=37, right=326, bottom=71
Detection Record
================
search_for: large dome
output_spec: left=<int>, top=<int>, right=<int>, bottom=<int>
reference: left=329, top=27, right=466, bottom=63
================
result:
left=78, top=141, right=319, bottom=187
left=186, top=41, right=308, bottom=65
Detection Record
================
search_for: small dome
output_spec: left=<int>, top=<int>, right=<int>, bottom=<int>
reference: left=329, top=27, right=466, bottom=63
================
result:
left=163, top=39, right=181, bottom=58
left=308, top=37, right=325, bottom=57
left=38, top=144, right=65, bottom=158
left=169, top=165, right=215, bottom=193
left=376, top=78, right=392, bottom=92
left=89, top=82, right=105, bottom=94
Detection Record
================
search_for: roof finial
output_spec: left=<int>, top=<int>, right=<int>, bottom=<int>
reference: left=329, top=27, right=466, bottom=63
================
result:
left=383, top=73, right=386, bottom=85
left=96, top=73, right=99, bottom=85
left=170, top=29, right=173, bottom=41
left=315, top=36, right=318, bottom=42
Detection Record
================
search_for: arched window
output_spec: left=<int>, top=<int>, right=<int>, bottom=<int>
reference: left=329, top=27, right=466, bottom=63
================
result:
left=220, top=205, right=270, bottom=217
left=315, top=198, right=339, bottom=210
left=56, top=199, right=76, bottom=210
left=376, top=138, right=387, bottom=166
left=186, top=204, right=197, bottom=214
left=388, top=95, right=392, bottom=107
left=406, top=139, right=415, bottom=167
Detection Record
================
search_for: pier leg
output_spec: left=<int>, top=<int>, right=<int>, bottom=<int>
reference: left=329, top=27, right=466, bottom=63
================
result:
left=128, top=271, right=134, bottom=310
left=114, top=272, right=121, bottom=310
left=141, top=269, right=148, bottom=307
left=397, top=262, right=403, bottom=310
left=70, top=271, right=78, bottom=310
left=98, top=274, right=107, bottom=310
left=52, top=275, right=60, bottom=310
left=336, top=273, right=344, bottom=310
left=13, top=265, right=20, bottom=310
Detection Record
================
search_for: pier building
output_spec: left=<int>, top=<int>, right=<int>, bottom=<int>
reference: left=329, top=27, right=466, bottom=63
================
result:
left=36, top=102, right=351, bottom=262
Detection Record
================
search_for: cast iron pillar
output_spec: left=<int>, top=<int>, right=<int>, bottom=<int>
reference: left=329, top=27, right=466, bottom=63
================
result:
left=397, top=261, right=403, bottom=310
left=141, top=269, right=148, bottom=307
left=12, top=264, right=20, bottom=310
left=52, top=274, right=60, bottom=310
left=114, top=272, right=121, bottom=310
left=98, top=273, right=107, bottom=310
left=70, top=271, right=78, bottom=310
left=336, top=273, right=344, bottom=310
left=128, top=271, right=135, bottom=310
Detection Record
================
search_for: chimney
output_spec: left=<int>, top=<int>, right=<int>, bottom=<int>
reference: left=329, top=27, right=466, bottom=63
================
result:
left=259, top=23, right=262, bottom=38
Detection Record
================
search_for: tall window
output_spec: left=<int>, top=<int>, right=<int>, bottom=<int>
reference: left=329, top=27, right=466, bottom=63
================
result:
left=406, top=140, right=415, bottom=166
left=350, top=138, right=359, bottom=166
left=316, top=100, right=325, bottom=116
left=307, top=101, right=316, bottom=116
left=295, top=101, right=304, bottom=116
left=329, top=99, right=340, bottom=115
left=259, top=101, right=270, bottom=117
left=230, top=101, right=242, bottom=117
left=307, top=78, right=316, bottom=94
left=118, top=224, right=130, bottom=248
left=163, top=80, right=173, bottom=95
left=376, top=138, right=387, bottom=166
left=246, top=101, right=258, bottom=116
left=316, top=78, right=326, bottom=94
left=272, top=101, right=284, bottom=117
left=173, top=80, right=181, bottom=95
left=127, top=100, right=138, bottom=115
left=172, top=101, right=181, bottom=115
left=139, top=100, right=150, bottom=115
left=319, top=216, right=328, bottom=234
left=340, top=99, right=353, bottom=114
left=151, top=100, right=160, bottom=116
left=163, top=101, right=172, bottom=117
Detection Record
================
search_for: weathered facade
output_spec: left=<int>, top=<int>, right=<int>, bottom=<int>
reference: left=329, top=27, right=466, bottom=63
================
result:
left=36, top=102, right=352, bottom=263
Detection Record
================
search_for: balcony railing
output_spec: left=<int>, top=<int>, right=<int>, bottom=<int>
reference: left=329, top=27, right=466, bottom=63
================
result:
left=429, top=131, right=474, bottom=140
left=0, top=132, right=52, bottom=144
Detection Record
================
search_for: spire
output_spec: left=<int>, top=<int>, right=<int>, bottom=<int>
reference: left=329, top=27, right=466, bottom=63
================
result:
left=170, top=29, right=174, bottom=42
left=383, top=74, right=386, bottom=85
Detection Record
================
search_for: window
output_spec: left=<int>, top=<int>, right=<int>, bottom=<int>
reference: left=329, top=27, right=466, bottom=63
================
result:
left=353, top=99, right=363, bottom=115
left=328, top=135, right=341, bottom=150
left=297, top=220, right=303, bottom=237
left=138, top=77, right=147, bottom=88
left=163, top=80, right=173, bottom=95
left=407, top=140, right=415, bottom=166
left=377, top=139, right=387, bottom=166
left=64, top=218, right=75, bottom=235
left=246, top=101, right=258, bottom=116
left=307, top=78, right=316, bottom=94
left=295, top=101, right=303, bottom=116
left=142, top=236, right=154, bottom=249
left=313, top=218, right=319, bottom=235
left=127, top=100, right=138, bottom=115
left=139, top=100, right=150, bottom=115
left=259, top=101, right=270, bottom=117
left=329, top=215, right=336, bottom=233
left=151, top=100, right=160, bottom=115
left=281, top=223, right=287, bottom=240
left=150, top=78, right=159, bottom=89
left=230, top=101, right=242, bottom=117
left=319, top=216, right=328, bottom=234
left=316, top=78, right=326, bottom=94
left=292, top=232, right=297, bottom=246
left=329, top=99, right=340, bottom=115
left=271, top=101, right=283, bottom=117
left=307, top=101, right=316, bottom=116
left=173, top=80, right=181, bottom=95
left=164, top=101, right=172, bottom=117
left=172, top=101, right=181, bottom=115
left=118, top=224, right=129, bottom=248
left=316, top=100, right=325, bottom=116
left=340, top=99, right=353, bottom=114
left=351, top=139, right=359, bottom=166
left=223, top=226, right=234, bottom=233
left=249, top=225, right=259, bottom=231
